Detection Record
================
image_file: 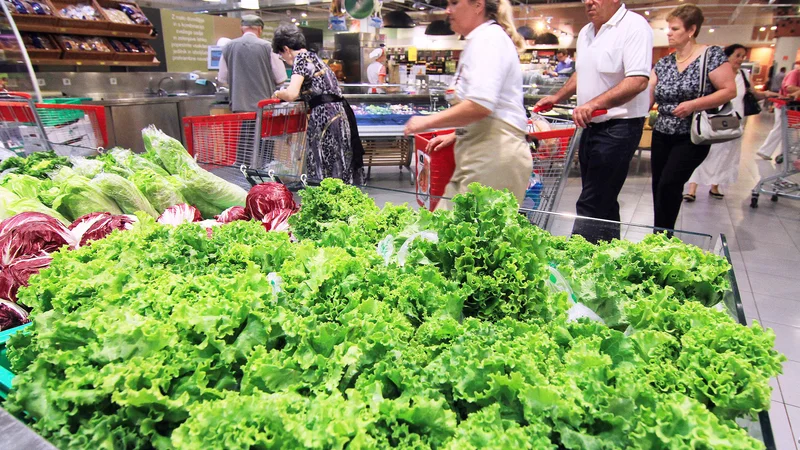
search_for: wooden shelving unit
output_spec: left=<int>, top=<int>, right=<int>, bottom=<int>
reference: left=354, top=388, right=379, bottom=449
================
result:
left=14, top=23, right=154, bottom=40
left=29, top=58, right=159, bottom=66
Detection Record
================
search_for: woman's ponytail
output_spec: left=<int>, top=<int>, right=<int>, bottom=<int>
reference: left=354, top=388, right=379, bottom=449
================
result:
left=486, top=0, right=525, bottom=51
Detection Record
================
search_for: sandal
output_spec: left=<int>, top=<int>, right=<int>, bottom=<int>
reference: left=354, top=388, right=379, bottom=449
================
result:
left=709, top=190, right=725, bottom=199
left=683, top=194, right=696, bottom=202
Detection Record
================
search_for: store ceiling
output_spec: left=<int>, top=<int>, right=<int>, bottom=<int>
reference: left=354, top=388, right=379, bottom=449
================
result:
left=157, top=0, right=788, bottom=29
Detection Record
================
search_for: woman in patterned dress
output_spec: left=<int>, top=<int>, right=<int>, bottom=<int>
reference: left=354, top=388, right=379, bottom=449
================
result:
left=273, top=24, right=364, bottom=184
left=647, top=4, right=736, bottom=231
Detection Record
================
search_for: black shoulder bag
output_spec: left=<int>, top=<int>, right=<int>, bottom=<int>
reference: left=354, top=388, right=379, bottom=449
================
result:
left=741, top=70, right=762, bottom=116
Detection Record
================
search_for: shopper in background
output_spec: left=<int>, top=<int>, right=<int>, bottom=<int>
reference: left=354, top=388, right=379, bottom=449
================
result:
left=221, top=15, right=286, bottom=113
left=648, top=5, right=736, bottom=231
left=273, top=24, right=365, bottom=184
left=535, top=0, right=653, bottom=243
left=367, top=47, right=388, bottom=93
left=403, top=0, right=531, bottom=209
left=770, top=66, right=786, bottom=93
left=684, top=44, right=778, bottom=202
left=756, top=61, right=800, bottom=160
left=548, top=49, right=574, bottom=78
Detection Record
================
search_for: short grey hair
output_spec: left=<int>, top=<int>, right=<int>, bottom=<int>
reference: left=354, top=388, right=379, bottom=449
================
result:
left=272, top=24, right=306, bottom=53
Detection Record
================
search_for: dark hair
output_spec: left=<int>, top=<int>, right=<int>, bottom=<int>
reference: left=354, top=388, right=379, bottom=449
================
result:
left=272, top=23, right=306, bottom=53
left=724, top=44, right=746, bottom=57
left=667, top=5, right=704, bottom=38
left=781, top=67, right=787, bottom=72
left=556, top=49, right=567, bottom=56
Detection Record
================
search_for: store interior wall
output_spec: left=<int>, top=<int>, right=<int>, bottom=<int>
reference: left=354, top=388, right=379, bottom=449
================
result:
left=5, top=72, right=218, bottom=99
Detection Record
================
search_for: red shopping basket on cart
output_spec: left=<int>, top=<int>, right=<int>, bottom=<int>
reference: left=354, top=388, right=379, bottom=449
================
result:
left=183, top=99, right=308, bottom=184
left=414, top=106, right=605, bottom=214
left=0, top=92, right=107, bottom=154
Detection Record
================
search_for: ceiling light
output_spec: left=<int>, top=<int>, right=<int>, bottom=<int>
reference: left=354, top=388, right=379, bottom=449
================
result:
left=771, top=25, right=777, bottom=30
left=383, top=11, right=415, bottom=28
left=771, top=44, right=775, bottom=47
left=708, top=28, right=715, bottom=33
left=644, top=10, right=650, bottom=16
left=240, top=0, right=258, bottom=9
left=517, top=25, right=535, bottom=40
left=301, top=12, right=307, bottom=18
left=534, top=20, right=546, bottom=33
left=291, top=17, right=296, bottom=22
left=425, top=20, right=454, bottom=36
left=760, top=26, right=766, bottom=32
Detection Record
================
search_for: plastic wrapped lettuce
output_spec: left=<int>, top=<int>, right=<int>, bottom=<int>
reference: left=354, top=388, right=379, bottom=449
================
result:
left=109, top=148, right=170, bottom=178
left=50, top=168, right=122, bottom=222
left=90, top=173, right=158, bottom=218
left=142, top=126, right=197, bottom=175
left=0, top=186, right=70, bottom=225
left=70, top=157, right=106, bottom=179
left=176, top=168, right=247, bottom=219
left=0, top=174, right=48, bottom=200
left=130, top=168, right=186, bottom=214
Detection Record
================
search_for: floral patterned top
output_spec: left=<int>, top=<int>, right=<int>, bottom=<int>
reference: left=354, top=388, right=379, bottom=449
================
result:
left=653, top=46, right=727, bottom=135
left=292, top=50, right=343, bottom=101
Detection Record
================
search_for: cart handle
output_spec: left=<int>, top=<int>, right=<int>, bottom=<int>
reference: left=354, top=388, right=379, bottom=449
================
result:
left=532, top=104, right=607, bottom=117
left=0, top=91, right=32, bottom=99
left=768, top=98, right=791, bottom=107
left=257, top=98, right=282, bottom=108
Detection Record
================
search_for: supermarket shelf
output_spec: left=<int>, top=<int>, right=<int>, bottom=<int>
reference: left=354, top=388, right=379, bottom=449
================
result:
left=28, top=58, right=160, bottom=67
left=14, top=23, right=154, bottom=40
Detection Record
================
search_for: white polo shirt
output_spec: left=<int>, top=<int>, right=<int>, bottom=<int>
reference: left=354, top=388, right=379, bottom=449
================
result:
left=455, top=21, right=527, bottom=132
left=576, top=4, right=653, bottom=122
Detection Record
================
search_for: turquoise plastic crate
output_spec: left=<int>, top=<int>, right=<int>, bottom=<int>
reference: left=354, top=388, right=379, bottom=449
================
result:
left=37, top=97, right=91, bottom=127
left=0, top=322, right=32, bottom=400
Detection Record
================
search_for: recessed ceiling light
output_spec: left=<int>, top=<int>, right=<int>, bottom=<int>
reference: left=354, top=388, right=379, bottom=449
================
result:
left=301, top=12, right=307, bottom=18
left=760, top=26, right=767, bottom=32
left=291, top=17, right=296, bottom=22
left=771, top=26, right=777, bottom=30
left=644, top=10, right=650, bottom=16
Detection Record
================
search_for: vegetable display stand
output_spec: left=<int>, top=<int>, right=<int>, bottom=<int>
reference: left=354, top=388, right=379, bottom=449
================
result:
left=183, top=99, right=308, bottom=187
left=0, top=323, right=32, bottom=399
left=751, top=98, right=800, bottom=208
left=0, top=92, right=107, bottom=156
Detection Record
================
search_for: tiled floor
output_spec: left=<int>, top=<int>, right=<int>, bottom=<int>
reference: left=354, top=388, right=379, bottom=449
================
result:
left=365, top=110, right=800, bottom=449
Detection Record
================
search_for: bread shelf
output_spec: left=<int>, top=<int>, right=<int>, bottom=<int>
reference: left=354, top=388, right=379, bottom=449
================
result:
left=14, top=23, right=154, bottom=40
left=28, top=57, right=160, bottom=66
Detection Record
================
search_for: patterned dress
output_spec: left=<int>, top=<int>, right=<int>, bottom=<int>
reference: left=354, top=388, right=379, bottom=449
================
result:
left=293, top=51, right=364, bottom=184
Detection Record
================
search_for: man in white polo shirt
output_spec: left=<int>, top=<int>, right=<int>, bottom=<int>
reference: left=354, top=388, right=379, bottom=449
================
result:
left=536, top=0, right=652, bottom=243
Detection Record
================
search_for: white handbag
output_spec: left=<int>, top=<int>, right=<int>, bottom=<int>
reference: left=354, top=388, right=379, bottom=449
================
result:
left=690, top=47, right=743, bottom=145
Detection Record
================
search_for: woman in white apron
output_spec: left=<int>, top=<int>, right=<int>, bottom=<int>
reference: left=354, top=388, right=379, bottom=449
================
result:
left=367, top=48, right=387, bottom=94
left=403, top=0, right=531, bottom=210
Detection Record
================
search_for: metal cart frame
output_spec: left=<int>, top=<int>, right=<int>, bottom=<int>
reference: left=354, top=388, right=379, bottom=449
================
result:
left=751, top=99, right=800, bottom=208
left=183, top=99, right=308, bottom=187
left=0, top=92, right=108, bottom=156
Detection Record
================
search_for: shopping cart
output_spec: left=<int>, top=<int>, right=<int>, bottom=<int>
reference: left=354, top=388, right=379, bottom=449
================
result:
left=183, top=99, right=308, bottom=187
left=0, top=92, right=107, bottom=156
left=751, top=98, right=800, bottom=208
left=414, top=105, right=604, bottom=230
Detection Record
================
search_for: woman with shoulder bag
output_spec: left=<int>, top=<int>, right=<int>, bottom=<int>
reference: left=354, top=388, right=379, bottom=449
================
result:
left=648, top=4, right=736, bottom=231
left=684, top=44, right=779, bottom=201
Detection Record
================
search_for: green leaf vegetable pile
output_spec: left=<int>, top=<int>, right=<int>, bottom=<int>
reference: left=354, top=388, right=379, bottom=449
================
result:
left=0, top=128, right=245, bottom=223
left=6, top=180, right=784, bottom=449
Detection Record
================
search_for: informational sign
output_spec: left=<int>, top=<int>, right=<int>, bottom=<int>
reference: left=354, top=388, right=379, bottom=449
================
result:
left=160, top=10, right=214, bottom=72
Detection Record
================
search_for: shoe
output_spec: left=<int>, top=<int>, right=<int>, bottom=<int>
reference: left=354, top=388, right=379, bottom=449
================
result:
left=683, top=193, right=696, bottom=202
left=756, top=151, right=773, bottom=160
left=709, top=190, right=724, bottom=199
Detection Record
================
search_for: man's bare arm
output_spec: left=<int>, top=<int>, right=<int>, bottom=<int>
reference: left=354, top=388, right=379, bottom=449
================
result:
left=585, top=76, right=649, bottom=111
